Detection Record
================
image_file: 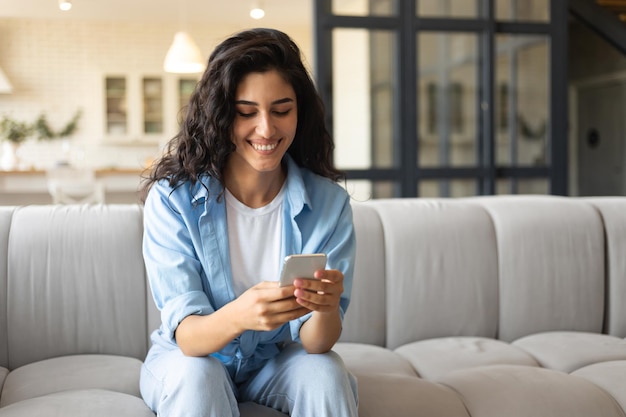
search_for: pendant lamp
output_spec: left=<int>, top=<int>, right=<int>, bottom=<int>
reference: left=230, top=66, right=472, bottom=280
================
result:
left=0, top=66, right=13, bottom=94
left=58, top=0, right=72, bottom=11
left=164, top=31, right=205, bottom=74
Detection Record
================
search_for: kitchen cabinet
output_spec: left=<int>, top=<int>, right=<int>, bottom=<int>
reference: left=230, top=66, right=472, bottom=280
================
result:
left=103, top=74, right=199, bottom=145
left=105, top=77, right=127, bottom=135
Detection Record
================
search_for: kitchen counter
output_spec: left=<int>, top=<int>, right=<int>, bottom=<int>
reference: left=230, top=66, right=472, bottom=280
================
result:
left=0, top=167, right=147, bottom=205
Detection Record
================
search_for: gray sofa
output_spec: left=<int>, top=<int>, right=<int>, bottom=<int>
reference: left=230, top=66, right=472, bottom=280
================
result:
left=1, top=195, right=625, bottom=416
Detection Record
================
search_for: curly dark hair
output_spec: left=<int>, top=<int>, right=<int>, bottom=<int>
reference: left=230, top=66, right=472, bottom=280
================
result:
left=140, top=28, right=343, bottom=200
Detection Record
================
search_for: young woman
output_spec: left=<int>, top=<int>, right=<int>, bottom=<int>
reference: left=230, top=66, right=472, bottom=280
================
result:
left=139, top=28, right=358, bottom=417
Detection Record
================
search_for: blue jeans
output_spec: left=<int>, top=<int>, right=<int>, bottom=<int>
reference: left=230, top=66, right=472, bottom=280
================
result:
left=140, top=343, right=359, bottom=417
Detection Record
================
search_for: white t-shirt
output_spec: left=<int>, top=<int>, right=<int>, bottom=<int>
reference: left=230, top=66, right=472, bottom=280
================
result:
left=225, top=185, right=284, bottom=297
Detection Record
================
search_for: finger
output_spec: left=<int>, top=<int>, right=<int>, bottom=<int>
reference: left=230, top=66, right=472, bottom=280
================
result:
left=255, top=307, right=311, bottom=330
left=252, top=281, right=298, bottom=300
left=293, top=279, right=341, bottom=297
left=293, top=279, right=327, bottom=295
left=295, top=295, right=337, bottom=313
left=269, top=296, right=304, bottom=313
left=294, top=287, right=338, bottom=307
left=314, top=269, right=343, bottom=283
left=256, top=297, right=308, bottom=319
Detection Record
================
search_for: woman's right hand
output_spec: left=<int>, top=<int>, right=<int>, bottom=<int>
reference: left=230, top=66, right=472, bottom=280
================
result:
left=232, top=281, right=310, bottom=332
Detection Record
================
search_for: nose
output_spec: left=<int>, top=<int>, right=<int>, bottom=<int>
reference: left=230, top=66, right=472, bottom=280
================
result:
left=256, top=112, right=276, bottom=138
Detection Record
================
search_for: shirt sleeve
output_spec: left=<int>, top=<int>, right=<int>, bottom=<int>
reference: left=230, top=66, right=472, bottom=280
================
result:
left=143, top=181, right=215, bottom=344
left=289, top=190, right=356, bottom=342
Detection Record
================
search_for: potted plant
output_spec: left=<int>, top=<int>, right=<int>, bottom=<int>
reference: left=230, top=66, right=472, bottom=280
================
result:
left=0, top=116, right=34, bottom=170
left=34, top=110, right=82, bottom=166
left=0, top=116, right=34, bottom=144
left=34, top=110, right=82, bottom=140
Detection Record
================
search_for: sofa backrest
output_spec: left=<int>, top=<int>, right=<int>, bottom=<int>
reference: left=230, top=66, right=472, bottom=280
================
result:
left=340, top=199, right=500, bottom=349
left=340, top=196, right=626, bottom=347
left=0, top=205, right=150, bottom=370
left=1, top=196, right=625, bottom=370
left=0, top=207, right=15, bottom=369
left=471, top=196, right=606, bottom=342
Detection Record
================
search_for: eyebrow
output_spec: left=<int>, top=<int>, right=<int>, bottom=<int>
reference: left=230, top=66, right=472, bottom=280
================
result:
left=235, top=98, right=295, bottom=106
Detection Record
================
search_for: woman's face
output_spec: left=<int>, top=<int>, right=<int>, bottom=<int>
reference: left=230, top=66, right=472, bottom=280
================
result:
left=228, top=69, right=297, bottom=177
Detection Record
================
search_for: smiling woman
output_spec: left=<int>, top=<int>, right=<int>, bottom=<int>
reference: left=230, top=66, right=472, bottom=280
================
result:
left=138, top=28, right=358, bottom=417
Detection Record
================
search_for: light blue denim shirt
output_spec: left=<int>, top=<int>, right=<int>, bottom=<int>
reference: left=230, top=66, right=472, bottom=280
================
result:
left=142, top=155, right=355, bottom=382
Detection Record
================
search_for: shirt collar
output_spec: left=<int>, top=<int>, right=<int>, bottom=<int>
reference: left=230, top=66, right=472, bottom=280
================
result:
left=283, top=153, right=312, bottom=215
left=190, top=153, right=313, bottom=214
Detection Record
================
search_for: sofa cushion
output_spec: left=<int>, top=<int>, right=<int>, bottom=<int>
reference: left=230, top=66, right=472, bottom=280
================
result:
left=6, top=205, right=148, bottom=369
left=472, top=196, right=605, bottom=342
left=371, top=199, right=499, bottom=349
left=334, top=343, right=418, bottom=377
left=0, top=389, right=154, bottom=417
left=572, top=360, right=626, bottom=412
left=395, top=337, right=539, bottom=380
left=0, top=354, right=142, bottom=407
left=439, top=364, right=625, bottom=417
left=512, top=331, right=626, bottom=373
left=354, top=373, right=470, bottom=417
left=339, top=203, right=386, bottom=346
left=586, top=198, right=626, bottom=338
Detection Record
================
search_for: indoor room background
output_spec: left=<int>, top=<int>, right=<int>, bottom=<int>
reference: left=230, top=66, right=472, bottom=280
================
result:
left=0, top=0, right=625, bottom=205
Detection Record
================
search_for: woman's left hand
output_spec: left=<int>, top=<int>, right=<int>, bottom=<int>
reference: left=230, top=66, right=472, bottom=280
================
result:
left=292, top=269, right=343, bottom=314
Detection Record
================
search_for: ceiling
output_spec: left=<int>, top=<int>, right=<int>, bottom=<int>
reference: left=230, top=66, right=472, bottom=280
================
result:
left=0, top=0, right=312, bottom=27
left=2, top=1, right=622, bottom=28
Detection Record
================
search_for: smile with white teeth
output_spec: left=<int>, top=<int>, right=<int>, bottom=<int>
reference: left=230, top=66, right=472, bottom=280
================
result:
left=251, top=142, right=278, bottom=151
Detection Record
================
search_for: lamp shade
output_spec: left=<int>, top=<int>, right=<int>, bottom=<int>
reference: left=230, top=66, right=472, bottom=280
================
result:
left=0, top=66, right=13, bottom=94
left=163, top=31, right=205, bottom=74
left=58, top=0, right=72, bottom=11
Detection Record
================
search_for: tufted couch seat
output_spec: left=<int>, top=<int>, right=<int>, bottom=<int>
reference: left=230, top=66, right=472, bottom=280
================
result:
left=0, top=195, right=625, bottom=416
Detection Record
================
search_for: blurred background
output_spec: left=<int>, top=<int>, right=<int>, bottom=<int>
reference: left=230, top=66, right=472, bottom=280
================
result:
left=0, top=0, right=625, bottom=204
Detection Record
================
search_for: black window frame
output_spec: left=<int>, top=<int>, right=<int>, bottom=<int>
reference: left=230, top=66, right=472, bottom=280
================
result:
left=313, top=0, right=569, bottom=197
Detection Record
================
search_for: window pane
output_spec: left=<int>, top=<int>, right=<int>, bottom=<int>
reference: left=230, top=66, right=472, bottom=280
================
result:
left=496, top=178, right=549, bottom=194
left=418, top=32, right=479, bottom=168
left=417, top=0, right=479, bottom=18
left=495, top=35, right=550, bottom=167
left=518, top=178, right=549, bottom=194
left=495, top=0, right=550, bottom=22
left=496, top=179, right=511, bottom=194
left=333, top=29, right=397, bottom=169
left=332, top=0, right=397, bottom=16
left=341, top=179, right=398, bottom=200
left=418, top=179, right=478, bottom=197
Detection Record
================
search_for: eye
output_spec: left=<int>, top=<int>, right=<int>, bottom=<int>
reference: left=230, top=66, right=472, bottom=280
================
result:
left=273, top=109, right=292, bottom=116
left=237, top=111, right=256, bottom=118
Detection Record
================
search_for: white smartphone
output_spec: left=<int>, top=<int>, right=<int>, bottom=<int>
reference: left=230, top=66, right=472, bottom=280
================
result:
left=279, top=253, right=327, bottom=287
